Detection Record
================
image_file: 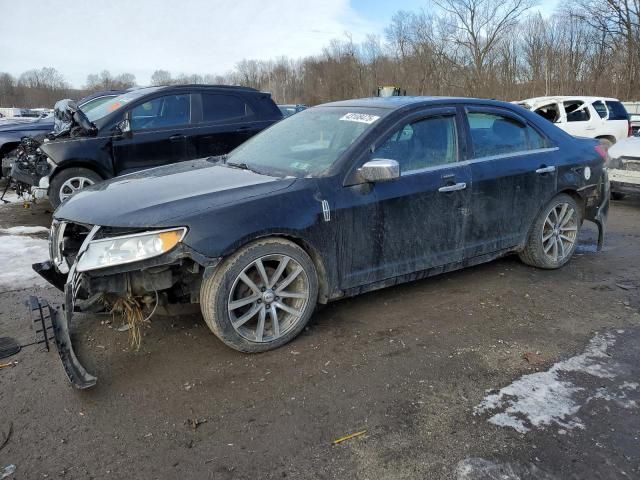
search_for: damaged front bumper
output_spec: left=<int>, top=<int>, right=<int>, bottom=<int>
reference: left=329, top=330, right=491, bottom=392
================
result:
left=32, top=223, right=218, bottom=389
left=26, top=295, right=96, bottom=389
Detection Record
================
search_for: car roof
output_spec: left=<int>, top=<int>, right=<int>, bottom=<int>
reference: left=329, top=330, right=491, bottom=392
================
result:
left=320, top=96, right=516, bottom=110
left=520, top=96, right=621, bottom=104
left=147, top=84, right=262, bottom=94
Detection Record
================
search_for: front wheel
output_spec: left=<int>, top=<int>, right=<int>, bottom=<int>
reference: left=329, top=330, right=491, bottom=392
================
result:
left=519, top=194, right=581, bottom=269
left=200, top=238, right=318, bottom=353
left=49, top=167, right=102, bottom=209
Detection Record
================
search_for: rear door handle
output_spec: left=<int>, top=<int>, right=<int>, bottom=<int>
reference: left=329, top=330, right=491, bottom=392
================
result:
left=235, top=126, right=251, bottom=132
left=169, top=134, right=186, bottom=142
left=535, top=166, right=556, bottom=174
left=438, top=182, right=466, bottom=193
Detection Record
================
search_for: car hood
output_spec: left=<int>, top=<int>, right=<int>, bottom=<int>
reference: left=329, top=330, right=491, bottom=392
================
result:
left=608, top=136, right=640, bottom=160
left=0, top=118, right=54, bottom=133
left=55, top=159, right=296, bottom=228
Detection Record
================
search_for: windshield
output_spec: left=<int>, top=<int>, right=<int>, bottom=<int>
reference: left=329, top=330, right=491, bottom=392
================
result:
left=85, top=87, right=161, bottom=123
left=227, top=107, right=386, bottom=177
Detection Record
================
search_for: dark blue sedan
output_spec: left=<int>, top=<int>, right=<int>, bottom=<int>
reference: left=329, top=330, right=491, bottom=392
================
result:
left=35, top=96, right=609, bottom=388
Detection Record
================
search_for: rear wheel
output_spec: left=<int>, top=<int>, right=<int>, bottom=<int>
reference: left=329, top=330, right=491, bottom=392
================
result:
left=200, top=238, right=318, bottom=353
left=49, top=167, right=102, bottom=209
left=519, top=194, right=581, bottom=269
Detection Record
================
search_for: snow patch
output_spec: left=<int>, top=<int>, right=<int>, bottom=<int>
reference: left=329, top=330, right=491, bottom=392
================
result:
left=0, top=234, right=49, bottom=290
left=0, top=226, right=49, bottom=235
left=456, top=457, right=559, bottom=480
left=475, top=333, right=620, bottom=433
left=0, top=190, right=25, bottom=205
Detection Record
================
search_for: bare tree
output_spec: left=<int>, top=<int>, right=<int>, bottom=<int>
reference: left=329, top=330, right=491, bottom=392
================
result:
left=150, top=69, right=172, bottom=86
left=434, top=0, right=535, bottom=95
left=86, top=70, right=136, bottom=90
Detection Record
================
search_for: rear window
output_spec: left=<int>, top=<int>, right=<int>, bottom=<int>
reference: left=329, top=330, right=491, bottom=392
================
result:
left=468, top=112, right=547, bottom=158
left=202, top=94, right=254, bottom=122
left=605, top=101, right=629, bottom=120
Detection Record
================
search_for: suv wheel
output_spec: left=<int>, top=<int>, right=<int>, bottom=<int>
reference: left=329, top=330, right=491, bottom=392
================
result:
left=200, top=238, right=318, bottom=353
left=519, top=193, right=581, bottom=269
left=49, top=167, right=102, bottom=209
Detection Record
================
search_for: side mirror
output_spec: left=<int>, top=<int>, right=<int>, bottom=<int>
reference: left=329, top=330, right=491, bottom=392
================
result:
left=115, top=115, right=131, bottom=137
left=358, top=159, right=400, bottom=183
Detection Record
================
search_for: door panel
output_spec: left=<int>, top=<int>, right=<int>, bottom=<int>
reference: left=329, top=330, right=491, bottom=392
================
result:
left=112, top=94, right=192, bottom=175
left=464, top=109, right=559, bottom=257
left=559, top=100, right=594, bottom=137
left=193, top=93, right=263, bottom=157
left=336, top=110, right=471, bottom=289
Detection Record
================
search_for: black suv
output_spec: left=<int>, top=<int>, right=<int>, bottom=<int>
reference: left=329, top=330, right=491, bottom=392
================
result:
left=39, top=85, right=282, bottom=207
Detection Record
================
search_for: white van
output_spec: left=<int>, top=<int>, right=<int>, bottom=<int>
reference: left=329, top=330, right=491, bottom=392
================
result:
left=516, top=96, right=630, bottom=145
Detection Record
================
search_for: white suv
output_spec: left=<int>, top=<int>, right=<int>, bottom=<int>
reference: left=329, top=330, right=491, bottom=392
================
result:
left=516, top=96, right=630, bottom=145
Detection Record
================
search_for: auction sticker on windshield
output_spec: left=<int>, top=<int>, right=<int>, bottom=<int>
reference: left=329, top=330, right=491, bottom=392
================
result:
left=340, top=113, right=380, bottom=124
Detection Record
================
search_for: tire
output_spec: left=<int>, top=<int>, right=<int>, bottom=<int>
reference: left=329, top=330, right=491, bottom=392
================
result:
left=200, top=238, right=319, bottom=353
left=519, top=193, right=581, bottom=269
left=611, top=192, right=626, bottom=201
left=597, top=137, right=614, bottom=148
left=49, top=167, right=102, bottom=209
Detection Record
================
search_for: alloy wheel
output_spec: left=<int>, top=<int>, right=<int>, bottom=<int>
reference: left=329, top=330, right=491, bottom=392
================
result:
left=227, top=254, right=310, bottom=343
left=542, top=202, right=578, bottom=263
left=59, top=176, right=95, bottom=202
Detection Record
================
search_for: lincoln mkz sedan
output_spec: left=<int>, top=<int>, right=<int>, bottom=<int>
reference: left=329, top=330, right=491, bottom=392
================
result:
left=34, top=96, right=609, bottom=388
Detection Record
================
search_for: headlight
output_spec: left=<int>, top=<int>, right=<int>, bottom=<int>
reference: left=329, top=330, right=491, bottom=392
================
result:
left=76, top=227, right=187, bottom=272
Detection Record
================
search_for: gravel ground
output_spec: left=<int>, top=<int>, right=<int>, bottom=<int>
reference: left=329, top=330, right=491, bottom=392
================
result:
left=0, top=189, right=639, bottom=479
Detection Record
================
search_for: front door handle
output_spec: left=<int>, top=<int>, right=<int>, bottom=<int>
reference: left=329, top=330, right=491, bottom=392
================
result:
left=169, top=134, right=186, bottom=142
left=535, top=166, right=556, bottom=174
left=438, top=182, right=466, bottom=193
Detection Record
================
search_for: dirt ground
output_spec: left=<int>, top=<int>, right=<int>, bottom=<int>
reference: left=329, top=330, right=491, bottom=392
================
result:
left=0, top=194, right=639, bottom=480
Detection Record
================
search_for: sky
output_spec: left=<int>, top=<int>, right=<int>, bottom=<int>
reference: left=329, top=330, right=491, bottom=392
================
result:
left=0, top=0, right=559, bottom=88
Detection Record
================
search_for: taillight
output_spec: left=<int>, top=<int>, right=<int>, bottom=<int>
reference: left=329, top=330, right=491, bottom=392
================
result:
left=594, top=144, right=608, bottom=162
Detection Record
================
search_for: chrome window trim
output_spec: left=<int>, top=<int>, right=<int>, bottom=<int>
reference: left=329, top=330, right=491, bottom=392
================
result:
left=464, top=146, right=560, bottom=164
left=399, top=147, right=560, bottom=177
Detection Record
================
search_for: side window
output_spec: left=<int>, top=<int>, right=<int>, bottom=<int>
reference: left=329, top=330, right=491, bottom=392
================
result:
left=80, top=96, right=115, bottom=113
left=202, top=94, right=254, bottom=122
left=564, top=101, right=590, bottom=122
left=375, top=115, right=457, bottom=173
left=527, top=126, right=548, bottom=150
left=592, top=100, right=608, bottom=119
left=468, top=112, right=537, bottom=157
left=605, top=101, right=629, bottom=120
left=534, top=103, right=560, bottom=123
left=130, top=94, right=190, bottom=130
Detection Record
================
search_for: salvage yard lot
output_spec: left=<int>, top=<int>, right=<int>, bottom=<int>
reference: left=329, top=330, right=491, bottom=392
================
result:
left=1, top=190, right=639, bottom=479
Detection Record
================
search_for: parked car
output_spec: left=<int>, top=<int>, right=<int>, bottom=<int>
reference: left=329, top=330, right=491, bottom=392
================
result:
left=0, top=90, right=127, bottom=178
left=33, top=96, right=609, bottom=388
left=607, top=135, right=640, bottom=199
left=33, top=85, right=283, bottom=208
left=278, top=104, right=307, bottom=117
left=629, top=114, right=640, bottom=136
left=516, top=96, right=630, bottom=145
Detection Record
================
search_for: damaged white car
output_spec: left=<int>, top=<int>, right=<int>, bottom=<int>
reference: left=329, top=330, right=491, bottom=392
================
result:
left=516, top=96, right=631, bottom=146
left=607, top=135, right=640, bottom=199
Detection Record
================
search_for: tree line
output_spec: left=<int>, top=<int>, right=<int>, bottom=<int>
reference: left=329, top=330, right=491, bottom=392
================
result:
left=1, top=0, right=639, bottom=108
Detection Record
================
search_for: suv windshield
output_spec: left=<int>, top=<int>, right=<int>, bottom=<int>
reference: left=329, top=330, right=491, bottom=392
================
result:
left=226, top=107, right=386, bottom=177
left=85, top=87, right=162, bottom=123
